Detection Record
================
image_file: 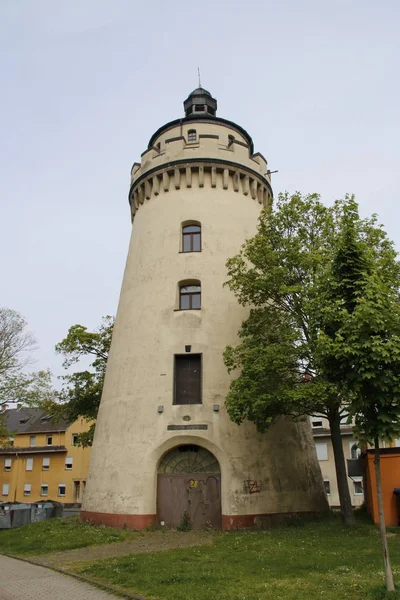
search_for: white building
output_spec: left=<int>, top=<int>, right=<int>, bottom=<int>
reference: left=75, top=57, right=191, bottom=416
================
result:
left=311, top=416, right=364, bottom=508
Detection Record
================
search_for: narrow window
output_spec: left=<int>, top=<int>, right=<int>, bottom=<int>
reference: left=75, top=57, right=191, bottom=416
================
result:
left=58, top=483, right=66, bottom=497
left=72, top=434, right=79, bottom=446
left=228, top=134, right=235, bottom=146
left=174, top=354, right=202, bottom=405
left=182, top=224, right=201, bottom=252
left=4, top=458, right=12, bottom=471
left=24, top=483, right=31, bottom=496
left=42, top=457, right=50, bottom=471
left=65, top=457, right=73, bottom=470
left=323, top=480, right=331, bottom=496
left=180, top=284, right=201, bottom=310
left=30, top=435, right=36, bottom=447
left=26, top=458, right=33, bottom=471
left=46, top=435, right=53, bottom=446
left=315, top=443, right=328, bottom=461
left=2, top=483, right=9, bottom=496
left=353, top=478, right=363, bottom=495
left=187, top=129, right=197, bottom=142
left=41, top=484, right=48, bottom=496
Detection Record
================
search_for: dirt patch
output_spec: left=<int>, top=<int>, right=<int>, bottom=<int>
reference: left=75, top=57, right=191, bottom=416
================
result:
left=32, top=530, right=214, bottom=570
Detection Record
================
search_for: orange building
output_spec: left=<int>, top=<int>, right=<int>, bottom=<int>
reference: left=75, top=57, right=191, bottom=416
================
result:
left=363, top=448, right=400, bottom=527
left=0, top=406, right=91, bottom=504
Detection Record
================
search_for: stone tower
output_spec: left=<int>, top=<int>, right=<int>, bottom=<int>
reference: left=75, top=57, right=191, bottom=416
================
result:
left=82, top=88, right=327, bottom=529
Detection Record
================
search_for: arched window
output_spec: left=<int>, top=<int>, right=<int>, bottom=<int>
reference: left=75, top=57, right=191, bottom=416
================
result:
left=228, top=134, right=235, bottom=146
left=180, top=283, right=201, bottom=310
left=182, top=224, right=201, bottom=252
left=188, top=129, right=197, bottom=142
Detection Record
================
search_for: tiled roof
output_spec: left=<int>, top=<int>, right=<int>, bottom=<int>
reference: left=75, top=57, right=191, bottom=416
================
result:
left=2, top=407, right=70, bottom=435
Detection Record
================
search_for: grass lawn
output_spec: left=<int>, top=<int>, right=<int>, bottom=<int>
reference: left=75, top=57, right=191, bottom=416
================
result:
left=0, top=516, right=139, bottom=555
left=76, top=516, right=400, bottom=600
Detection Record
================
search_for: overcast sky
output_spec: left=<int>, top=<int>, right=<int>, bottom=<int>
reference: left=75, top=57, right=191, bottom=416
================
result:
left=1, top=0, right=399, bottom=381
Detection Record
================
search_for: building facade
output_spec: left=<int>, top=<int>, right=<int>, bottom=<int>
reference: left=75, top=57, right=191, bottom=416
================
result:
left=310, top=416, right=364, bottom=508
left=0, top=406, right=91, bottom=504
left=82, top=88, right=328, bottom=529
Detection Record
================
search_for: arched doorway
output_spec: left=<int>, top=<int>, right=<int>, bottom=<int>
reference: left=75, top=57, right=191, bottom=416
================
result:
left=157, top=445, right=221, bottom=529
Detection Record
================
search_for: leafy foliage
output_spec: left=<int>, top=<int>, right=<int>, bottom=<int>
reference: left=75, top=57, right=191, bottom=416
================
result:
left=51, top=316, right=114, bottom=445
left=224, top=192, right=398, bottom=525
left=315, top=199, right=400, bottom=591
left=316, top=199, right=400, bottom=443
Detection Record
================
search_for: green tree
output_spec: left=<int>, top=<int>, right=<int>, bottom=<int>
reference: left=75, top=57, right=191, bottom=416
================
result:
left=224, top=193, right=397, bottom=527
left=317, top=199, right=400, bottom=592
left=52, top=316, right=114, bottom=446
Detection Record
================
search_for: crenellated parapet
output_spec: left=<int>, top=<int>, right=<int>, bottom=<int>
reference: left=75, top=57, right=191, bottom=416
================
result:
left=129, top=161, right=272, bottom=220
left=129, top=124, right=273, bottom=220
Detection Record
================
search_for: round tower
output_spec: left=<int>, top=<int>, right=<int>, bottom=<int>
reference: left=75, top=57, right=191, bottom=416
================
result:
left=82, top=89, right=327, bottom=529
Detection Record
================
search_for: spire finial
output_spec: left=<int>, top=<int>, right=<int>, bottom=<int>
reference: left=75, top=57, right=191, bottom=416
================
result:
left=197, top=67, right=201, bottom=88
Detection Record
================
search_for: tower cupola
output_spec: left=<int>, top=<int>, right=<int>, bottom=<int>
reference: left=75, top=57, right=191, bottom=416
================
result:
left=183, top=87, right=217, bottom=117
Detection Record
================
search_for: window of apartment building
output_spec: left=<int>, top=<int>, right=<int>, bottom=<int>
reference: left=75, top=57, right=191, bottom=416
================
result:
left=30, top=435, right=36, bottom=447
left=2, top=483, right=9, bottom=496
left=395, top=439, right=400, bottom=448
left=187, top=129, right=197, bottom=142
left=353, top=477, right=363, bottom=495
left=180, top=284, right=201, bottom=310
left=315, top=443, right=328, bottom=461
left=40, top=484, right=48, bottom=496
left=58, top=483, right=66, bottom=497
left=311, top=417, right=323, bottom=429
left=182, top=224, right=201, bottom=252
left=4, top=458, right=12, bottom=471
left=42, top=457, right=50, bottom=471
left=72, top=434, right=79, bottom=446
left=174, top=354, right=202, bottom=405
left=349, top=442, right=361, bottom=459
left=46, top=435, right=53, bottom=446
left=24, top=483, right=31, bottom=496
left=323, top=479, right=331, bottom=496
left=26, top=458, right=33, bottom=471
left=65, top=457, right=73, bottom=470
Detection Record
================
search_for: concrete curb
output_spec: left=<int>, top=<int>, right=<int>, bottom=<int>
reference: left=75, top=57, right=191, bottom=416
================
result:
left=3, top=553, right=148, bottom=600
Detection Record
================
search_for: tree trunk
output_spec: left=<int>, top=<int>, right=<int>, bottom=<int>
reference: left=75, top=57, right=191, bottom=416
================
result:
left=328, top=410, right=355, bottom=526
left=373, top=436, right=395, bottom=592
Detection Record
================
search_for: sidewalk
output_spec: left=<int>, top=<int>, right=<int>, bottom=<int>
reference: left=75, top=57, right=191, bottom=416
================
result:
left=0, top=555, right=119, bottom=600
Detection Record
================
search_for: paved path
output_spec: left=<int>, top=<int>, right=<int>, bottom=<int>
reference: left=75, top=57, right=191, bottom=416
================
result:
left=0, top=555, right=119, bottom=600
left=33, top=530, right=212, bottom=569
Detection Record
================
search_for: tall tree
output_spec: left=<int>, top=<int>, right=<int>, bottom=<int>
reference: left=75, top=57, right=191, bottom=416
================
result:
left=317, top=199, right=400, bottom=592
left=52, top=316, right=114, bottom=446
left=0, top=307, right=54, bottom=407
left=224, top=193, right=397, bottom=526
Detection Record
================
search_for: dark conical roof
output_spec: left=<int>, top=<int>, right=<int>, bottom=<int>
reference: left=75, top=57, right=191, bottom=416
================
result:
left=188, top=87, right=212, bottom=97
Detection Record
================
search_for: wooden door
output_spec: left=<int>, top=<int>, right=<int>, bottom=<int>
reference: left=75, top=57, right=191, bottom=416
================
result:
left=157, top=472, right=221, bottom=529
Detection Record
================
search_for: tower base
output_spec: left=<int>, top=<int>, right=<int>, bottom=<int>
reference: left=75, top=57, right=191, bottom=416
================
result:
left=81, top=509, right=326, bottom=530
